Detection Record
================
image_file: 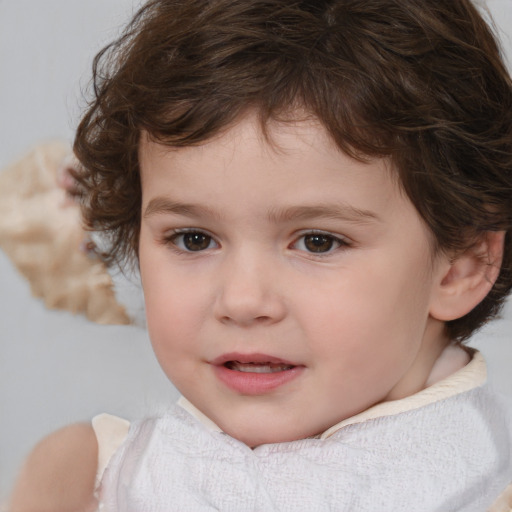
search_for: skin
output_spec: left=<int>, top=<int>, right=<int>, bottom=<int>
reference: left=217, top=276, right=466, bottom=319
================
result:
left=138, top=115, right=459, bottom=447
left=8, top=424, right=98, bottom=512
left=10, top=114, right=503, bottom=508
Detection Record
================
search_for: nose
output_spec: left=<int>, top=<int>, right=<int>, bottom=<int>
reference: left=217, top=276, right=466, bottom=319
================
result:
left=213, top=250, right=287, bottom=327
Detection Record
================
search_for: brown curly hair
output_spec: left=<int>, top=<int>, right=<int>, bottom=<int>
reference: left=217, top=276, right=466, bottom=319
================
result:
left=74, top=0, right=512, bottom=342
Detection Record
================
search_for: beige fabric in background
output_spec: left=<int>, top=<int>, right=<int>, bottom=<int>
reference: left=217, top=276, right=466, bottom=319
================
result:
left=0, top=142, right=130, bottom=325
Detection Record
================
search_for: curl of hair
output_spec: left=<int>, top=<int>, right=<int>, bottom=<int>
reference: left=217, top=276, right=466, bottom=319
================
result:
left=74, top=0, right=512, bottom=342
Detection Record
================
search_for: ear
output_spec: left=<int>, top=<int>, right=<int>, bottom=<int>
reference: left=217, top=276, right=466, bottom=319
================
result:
left=429, top=231, right=505, bottom=322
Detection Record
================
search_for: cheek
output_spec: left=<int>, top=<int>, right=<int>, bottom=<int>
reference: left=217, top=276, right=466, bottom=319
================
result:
left=144, top=285, right=200, bottom=341
left=142, top=263, right=212, bottom=361
left=298, top=262, right=430, bottom=355
left=144, top=287, right=202, bottom=388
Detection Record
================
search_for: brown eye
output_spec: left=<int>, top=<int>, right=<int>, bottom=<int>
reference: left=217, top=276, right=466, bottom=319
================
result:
left=172, top=231, right=215, bottom=251
left=303, top=234, right=336, bottom=253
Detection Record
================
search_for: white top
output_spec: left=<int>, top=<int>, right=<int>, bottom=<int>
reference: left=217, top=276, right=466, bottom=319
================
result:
left=93, top=352, right=512, bottom=511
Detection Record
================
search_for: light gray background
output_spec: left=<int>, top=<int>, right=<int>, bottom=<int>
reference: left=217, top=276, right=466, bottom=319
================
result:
left=0, top=0, right=511, bottom=502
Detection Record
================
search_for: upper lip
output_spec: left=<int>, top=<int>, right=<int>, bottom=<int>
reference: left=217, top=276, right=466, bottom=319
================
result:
left=211, top=352, right=300, bottom=367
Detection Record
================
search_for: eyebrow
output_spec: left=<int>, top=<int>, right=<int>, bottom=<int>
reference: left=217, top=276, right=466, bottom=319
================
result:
left=144, top=198, right=221, bottom=220
left=266, top=204, right=381, bottom=224
left=144, top=197, right=381, bottom=224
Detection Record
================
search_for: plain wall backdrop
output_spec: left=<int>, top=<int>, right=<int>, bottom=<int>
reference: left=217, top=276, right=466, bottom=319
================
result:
left=1, top=0, right=511, bottom=502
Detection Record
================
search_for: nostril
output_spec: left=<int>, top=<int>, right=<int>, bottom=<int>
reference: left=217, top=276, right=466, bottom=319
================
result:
left=255, top=315, right=272, bottom=322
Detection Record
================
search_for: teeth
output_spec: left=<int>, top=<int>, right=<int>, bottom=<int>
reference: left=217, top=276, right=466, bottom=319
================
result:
left=226, top=361, right=294, bottom=373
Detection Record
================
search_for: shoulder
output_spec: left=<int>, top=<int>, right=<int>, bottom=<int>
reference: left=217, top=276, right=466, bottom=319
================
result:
left=9, top=423, right=98, bottom=512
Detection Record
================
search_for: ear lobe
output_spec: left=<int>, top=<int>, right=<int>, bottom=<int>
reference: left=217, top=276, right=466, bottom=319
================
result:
left=429, top=231, right=505, bottom=322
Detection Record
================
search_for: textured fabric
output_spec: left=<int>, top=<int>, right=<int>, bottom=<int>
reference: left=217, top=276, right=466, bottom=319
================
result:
left=96, top=376, right=512, bottom=511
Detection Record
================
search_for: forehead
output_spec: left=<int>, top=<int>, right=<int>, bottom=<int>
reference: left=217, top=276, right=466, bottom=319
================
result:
left=138, top=116, right=431, bottom=241
left=139, top=115, right=401, bottom=210
left=139, top=113, right=396, bottom=185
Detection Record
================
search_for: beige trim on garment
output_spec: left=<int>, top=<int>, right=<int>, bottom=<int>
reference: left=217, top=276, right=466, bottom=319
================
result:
left=92, top=413, right=131, bottom=488
left=321, top=350, right=486, bottom=438
left=177, top=396, right=224, bottom=433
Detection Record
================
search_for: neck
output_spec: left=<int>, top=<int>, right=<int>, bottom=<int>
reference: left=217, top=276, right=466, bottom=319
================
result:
left=384, top=319, right=457, bottom=402
left=424, top=343, right=470, bottom=387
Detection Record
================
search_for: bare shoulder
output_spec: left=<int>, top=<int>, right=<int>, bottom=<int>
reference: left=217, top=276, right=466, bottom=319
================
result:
left=9, top=423, right=98, bottom=512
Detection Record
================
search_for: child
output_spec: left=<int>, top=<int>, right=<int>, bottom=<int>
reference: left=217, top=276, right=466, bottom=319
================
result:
left=9, top=0, right=512, bottom=510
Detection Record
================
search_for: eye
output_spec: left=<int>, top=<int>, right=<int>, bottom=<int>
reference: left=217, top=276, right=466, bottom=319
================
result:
left=168, top=230, right=218, bottom=252
left=293, top=232, right=346, bottom=254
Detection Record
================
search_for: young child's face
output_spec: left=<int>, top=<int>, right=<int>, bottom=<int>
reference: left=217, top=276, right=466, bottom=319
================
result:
left=138, top=114, right=451, bottom=447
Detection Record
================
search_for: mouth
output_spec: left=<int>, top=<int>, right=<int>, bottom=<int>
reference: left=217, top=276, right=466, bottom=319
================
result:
left=211, top=353, right=303, bottom=394
left=213, top=352, right=298, bottom=372
left=224, top=361, right=296, bottom=373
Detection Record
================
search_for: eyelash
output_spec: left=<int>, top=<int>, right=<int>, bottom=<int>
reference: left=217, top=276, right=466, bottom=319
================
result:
left=163, top=229, right=219, bottom=253
left=291, top=230, right=349, bottom=256
left=162, top=229, right=349, bottom=255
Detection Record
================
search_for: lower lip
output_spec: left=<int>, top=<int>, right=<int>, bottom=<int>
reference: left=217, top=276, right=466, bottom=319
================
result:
left=212, top=365, right=304, bottom=395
